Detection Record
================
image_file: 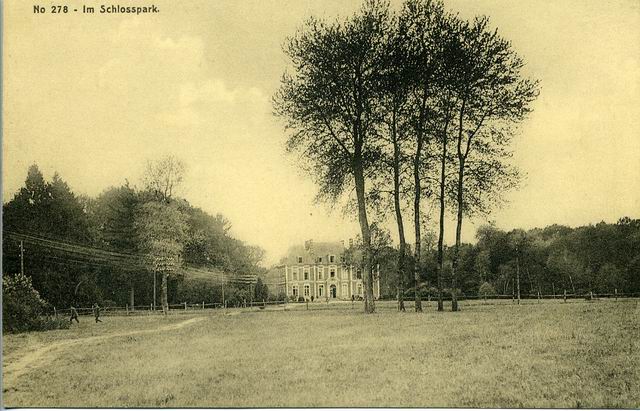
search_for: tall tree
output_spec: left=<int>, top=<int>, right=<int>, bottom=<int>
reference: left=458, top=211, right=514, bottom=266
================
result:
left=136, top=201, right=188, bottom=313
left=93, top=184, right=141, bottom=308
left=377, top=6, right=414, bottom=311
left=143, top=155, right=186, bottom=203
left=3, top=166, right=95, bottom=307
left=273, top=0, right=390, bottom=313
left=447, top=16, right=539, bottom=311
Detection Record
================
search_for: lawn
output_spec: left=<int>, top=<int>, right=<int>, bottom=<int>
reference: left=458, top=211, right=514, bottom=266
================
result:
left=2, top=299, right=639, bottom=408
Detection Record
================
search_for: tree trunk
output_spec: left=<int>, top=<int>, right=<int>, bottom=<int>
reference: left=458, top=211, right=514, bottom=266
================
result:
left=451, top=158, right=464, bottom=312
left=353, top=155, right=375, bottom=314
left=413, top=132, right=423, bottom=313
left=161, top=272, right=169, bottom=314
left=129, top=285, right=135, bottom=312
left=436, top=125, right=448, bottom=312
left=391, top=113, right=406, bottom=312
left=516, top=252, right=521, bottom=305
left=451, top=100, right=467, bottom=313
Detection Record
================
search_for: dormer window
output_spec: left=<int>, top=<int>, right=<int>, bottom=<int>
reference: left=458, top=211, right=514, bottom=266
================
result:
left=340, top=256, right=345, bottom=263
left=298, top=256, right=303, bottom=264
left=329, top=255, right=335, bottom=263
left=318, top=257, right=323, bottom=263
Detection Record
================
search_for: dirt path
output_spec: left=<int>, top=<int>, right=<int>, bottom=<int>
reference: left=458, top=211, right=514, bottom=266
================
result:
left=3, top=316, right=205, bottom=387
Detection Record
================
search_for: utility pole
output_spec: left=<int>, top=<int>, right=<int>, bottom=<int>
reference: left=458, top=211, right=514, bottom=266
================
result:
left=20, top=240, right=24, bottom=276
left=153, top=269, right=157, bottom=311
left=515, top=244, right=521, bottom=305
left=222, top=278, right=226, bottom=314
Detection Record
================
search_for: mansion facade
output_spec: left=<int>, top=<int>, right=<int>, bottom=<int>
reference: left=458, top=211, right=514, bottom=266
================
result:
left=278, top=239, right=380, bottom=301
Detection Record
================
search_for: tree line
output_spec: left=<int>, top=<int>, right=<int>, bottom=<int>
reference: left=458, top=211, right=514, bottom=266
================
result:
left=273, top=0, right=539, bottom=312
left=2, top=158, right=267, bottom=315
left=371, top=219, right=640, bottom=300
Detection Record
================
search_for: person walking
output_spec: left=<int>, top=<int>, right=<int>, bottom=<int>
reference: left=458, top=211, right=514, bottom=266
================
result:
left=69, top=306, right=79, bottom=323
left=93, top=303, right=102, bottom=323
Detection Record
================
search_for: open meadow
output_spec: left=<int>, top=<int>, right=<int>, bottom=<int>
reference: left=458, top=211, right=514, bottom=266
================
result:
left=3, top=299, right=639, bottom=408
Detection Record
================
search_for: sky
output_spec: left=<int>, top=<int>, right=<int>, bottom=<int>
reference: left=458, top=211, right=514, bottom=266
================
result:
left=3, top=0, right=639, bottom=266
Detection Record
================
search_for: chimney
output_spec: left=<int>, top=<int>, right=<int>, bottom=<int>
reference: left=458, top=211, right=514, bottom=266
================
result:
left=305, top=239, right=313, bottom=251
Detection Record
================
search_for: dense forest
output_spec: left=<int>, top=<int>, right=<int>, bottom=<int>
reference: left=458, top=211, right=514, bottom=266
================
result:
left=3, top=161, right=268, bottom=311
left=373, top=218, right=640, bottom=300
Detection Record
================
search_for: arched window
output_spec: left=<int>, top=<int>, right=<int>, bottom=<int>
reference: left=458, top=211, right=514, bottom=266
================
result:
left=304, top=284, right=310, bottom=297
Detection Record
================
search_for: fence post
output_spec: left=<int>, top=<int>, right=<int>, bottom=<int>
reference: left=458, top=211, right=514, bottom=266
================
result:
left=615, top=288, right=618, bottom=301
left=126, top=304, right=129, bottom=315
left=306, top=300, right=309, bottom=310
left=590, top=291, right=594, bottom=301
left=184, top=302, right=187, bottom=311
left=563, top=289, right=567, bottom=303
left=54, top=306, right=57, bottom=318
left=537, top=291, right=541, bottom=303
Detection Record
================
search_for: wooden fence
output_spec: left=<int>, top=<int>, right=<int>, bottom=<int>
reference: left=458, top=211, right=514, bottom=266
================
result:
left=49, top=291, right=639, bottom=318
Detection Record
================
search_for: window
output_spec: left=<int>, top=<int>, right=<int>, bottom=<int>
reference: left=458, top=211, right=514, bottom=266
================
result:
left=293, top=267, right=299, bottom=281
left=318, top=266, right=324, bottom=280
left=330, top=269, right=336, bottom=278
left=304, top=270, right=309, bottom=280
left=357, top=283, right=362, bottom=295
left=342, top=283, right=348, bottom=297
left=292, top=286, right=299, bottom=297
left=319, top=285, right=324, bottom=297
left=318, top=257, right=323, bottom=263
left=329, top=255, right=335, bottom=263
left=340, top=256, right=345, bottom=263
left=298, top=256, right=303, bottom=263
left=356, top=268, right=362, bottom=279
left=304, top=285, right=310, bottom=297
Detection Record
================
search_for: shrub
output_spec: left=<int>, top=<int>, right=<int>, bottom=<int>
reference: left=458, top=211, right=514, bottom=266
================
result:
left=35, top=316, right=70, bottom=331
left=479, top=282, right=497, bottom=299
left=2, top=273, right=68, bottom=333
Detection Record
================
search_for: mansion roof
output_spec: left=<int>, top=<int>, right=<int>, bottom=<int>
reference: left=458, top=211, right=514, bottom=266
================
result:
left=280, top=239, right=362, bottom=265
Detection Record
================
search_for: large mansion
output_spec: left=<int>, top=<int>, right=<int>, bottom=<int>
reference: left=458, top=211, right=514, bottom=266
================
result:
left=273, top=239, right=381, bottom=301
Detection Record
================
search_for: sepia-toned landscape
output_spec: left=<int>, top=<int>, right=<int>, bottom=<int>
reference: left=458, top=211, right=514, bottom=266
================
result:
left=2, top=0, right=639, bottom=408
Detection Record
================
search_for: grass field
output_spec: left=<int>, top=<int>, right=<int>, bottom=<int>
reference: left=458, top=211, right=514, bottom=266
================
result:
left=3, top=299, right=639, bottom=408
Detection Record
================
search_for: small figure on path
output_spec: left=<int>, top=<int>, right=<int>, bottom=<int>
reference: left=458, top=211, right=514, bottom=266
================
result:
left=93, top=303, right=102, bottom=323
left=69, top=306, right=79, bottom=323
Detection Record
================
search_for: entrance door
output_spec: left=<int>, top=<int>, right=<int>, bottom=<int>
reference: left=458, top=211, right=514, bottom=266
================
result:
left=330, top=284, right=337, bottom=298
